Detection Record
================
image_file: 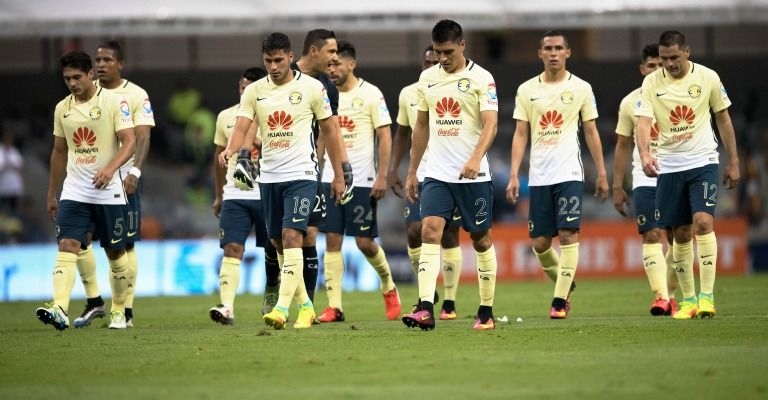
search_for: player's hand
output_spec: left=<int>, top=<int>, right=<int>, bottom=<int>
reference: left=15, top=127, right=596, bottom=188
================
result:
left=124, top=174, right=138, bottom=195
left=641, top=154, right=659, bottom=178
left=612, top=187, right=629, bottom=216
left=233, top=149, right=256, bottom=191
left=506, top=175, right=520, bottom=204
left=371, top=175, right=387, bottom=200
left=218, top=148, right=233, bottom=167
left=594, top=175, right=609, bottom=202
left=405, top=173, right=419, bottom=204
left=212, top=197, right=222, bottom=219
left=723, top=160, right=740, bottom=190
left=46, top=194, right=58, bottom=223
left=330, top=176, right=345, bottom=205
left=340, top=161, right=354, bottom=205
left=459, top=158, right=481, bottom=180
left=92, top=168, right=113, bottom=190
left=389, top=173, right=404, bottom=198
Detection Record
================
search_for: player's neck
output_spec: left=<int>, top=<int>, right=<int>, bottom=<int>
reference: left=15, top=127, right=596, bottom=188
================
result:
left=74, top=85, right=97, bottom=103
left=99, top=77, right=123, bottom=90
left=274, top=70, right=295, bottom=86
left=541, top=68, right=568, bottom=83
left=445, top=57, right=467, bottom=74
left=296, top=58, right=320, bottom=78
left=339, top=75, right=358, bottom=92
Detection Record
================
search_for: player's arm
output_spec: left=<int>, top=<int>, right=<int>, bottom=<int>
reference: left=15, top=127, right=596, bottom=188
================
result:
left=47, top=136, right=68, bottom=223
left=460, top=110, right=497, bottom=180
left=212, top=144, right=226, bottom=218
left=612, top=135, right=633, bottom=216
left=319, top=116, right=346, bottom=202
left=124, top=124, right=151, bottom=195
left=636, top=116, right=658, bottom=177
left=714, top=109, right=740, bottom=189
left=389, top=124, right=411, bottom=198
left=372, top=124, right=392, bottom=200
left=219, top=116, right=253, bottom=165
left=506, top=119, right=529, bottom=204
left=405, top=110, right=428, bottom=203
left=95, top=127, right=135, bottom=190
left=582, top=119, right=608, bottom=201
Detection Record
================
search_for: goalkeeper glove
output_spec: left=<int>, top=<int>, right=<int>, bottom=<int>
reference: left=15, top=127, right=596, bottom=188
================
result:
left=233, top=149, right=256, bottom=191
left=340, top=161, right=354, bottom=205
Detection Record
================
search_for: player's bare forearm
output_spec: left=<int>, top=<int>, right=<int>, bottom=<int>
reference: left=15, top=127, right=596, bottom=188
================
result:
left=612, top=135, right=632, bottom=190
left=635, top=117, right=653, bottom=160
left=132, top=125, right=151, bottom=170
left=714, top=109, right=740, bottom=188
left=375, top=126, right=392, bottom=182
left=105, top=128, right=136, bottom=176
left=47, top=137, right=68, bottom=199
left=213, top=145, right=226, bottom=199
left=319, top=117, right=344, bottom=178
left=220, top=117, right=253, bottom=165
left=389, top=125, right=411, bottom=177
left=470, top=111, right=498, bottom=163
left=509, top=120, right=529, bottom=179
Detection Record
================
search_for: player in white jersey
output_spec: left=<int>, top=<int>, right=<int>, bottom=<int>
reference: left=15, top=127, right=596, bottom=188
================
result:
left=402, top=20, right=499, bottom=331
left=219, top=32, right=347, bottom=330
left=72, top=40, right=155, bottom=328
left=37, top=51, right=136, bottom=330
left=315, top=40, right=401, bottom=322
left=635, top=30, right=740, bottom=320
left=208, top=67, right=282, bottom=325
left=389, top=45, right=464, bottom=319
left=612, top=44, right=679, bottom=316
left=506, top=31, right=609, bottom=319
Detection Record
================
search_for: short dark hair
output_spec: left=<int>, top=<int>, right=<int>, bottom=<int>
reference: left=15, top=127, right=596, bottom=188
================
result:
left=242, top=67, right=266, bottom=82
left=262, top=32, right=291, bottom=53
left=302, top=29, right=336, bottom=55
left=336, top=40, right=356, bottom=60
left=60, top=50, right=92, bottom=73
left=641, top=43, right=659, bottom=61
left=97, top=40, right=124, bottom=61
left=540, top=30, right=569, bottom=48
left=659, top=30, right=687, bottom=48
left=432, top=19, right=463, bottom=43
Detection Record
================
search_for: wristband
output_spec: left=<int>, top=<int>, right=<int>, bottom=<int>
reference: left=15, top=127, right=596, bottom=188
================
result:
left=128, top=167, right=142, bottom=178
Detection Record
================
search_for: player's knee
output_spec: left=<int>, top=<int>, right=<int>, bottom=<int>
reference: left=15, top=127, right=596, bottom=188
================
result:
left=641, top=228, right=663, bottom=244
left=223, top=243, right=245, bottom=259
left=105, top=248, right=126, bottom=261
left=469, top=231, right=492, bottom=252
left=354, top=237, right=378, bottom=256
left=441, top=227, right=460, bottom=248
left=406, top=223, right=422, bottom=248
left=58, top=239, right=81, bottom=254
left=532, top=236, right=553, bottom=253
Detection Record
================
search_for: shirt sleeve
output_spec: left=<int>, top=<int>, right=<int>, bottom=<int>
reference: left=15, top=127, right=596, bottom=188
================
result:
left=395, top=88, right=409, bottom=127
left=213, top=111, right=228, bottom=147
left=478, top=71, right=499, bottom=112
left=708, top=70, right=732, bottom=113
left=236, top=84, right=258, bottom=121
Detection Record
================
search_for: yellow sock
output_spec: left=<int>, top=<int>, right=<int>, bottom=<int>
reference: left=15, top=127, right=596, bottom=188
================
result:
left=76, top=244, right=100, bottom=298
left=293, top=273, right=311, bottom=308
left=407, top=246, right=421, bottom=276
left=125, top=247, right=138, bottom=308
left=642, top=243, right=669, bottom=300
left=324, top=251, right=344, bottom=310
left=476, top=246, right=497, bottom=306
left=418, top=243, right=441, bottom=303
left=534, top=246, right=559, bottom=282
left=53, top=251, right=78, bottom=313
left=672, top=240, right=696, bottom=299
left=366, top=246, right=395, bottom=293
left=108, top=253, right=130, bottom=313
left=442, top=246, right=462, bottom=301
left=665, top=248, right=678, bottom=298
left=554, top=243, right=579, bottom=299
left=219, top=256, right=241, bottom=308
left=278, top=248, right=302, bottom=309
left=696, top=232, right=717, bottom=295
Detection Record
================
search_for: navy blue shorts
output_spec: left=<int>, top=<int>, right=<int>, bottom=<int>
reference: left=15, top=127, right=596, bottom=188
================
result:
left=404, top=181, right=462, bottom=228
left=656, top=164, right=719, bottom=228
left=420, top=178, right=492, bottom=233
left=308, top=181, right=327, bottom=227
left=125, top=181, right=141, bottom=243
left=219, top=199, right=268, bottom=248
left=260, top=180, right=317, bottom=241
left=320, top=184, right=378, bottom=238
left=56, top=200, right=129, bottom=250
left=528, top=181, right=584, bottom=238
left=632, top=186, right=661, bottom=234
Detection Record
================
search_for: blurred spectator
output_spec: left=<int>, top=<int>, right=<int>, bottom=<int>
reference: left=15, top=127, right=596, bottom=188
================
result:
left=0, top=130, right=24, bottom=215
left=184, top=105, right=216, bottom=173
left=167, top=79, right=202, bottom=128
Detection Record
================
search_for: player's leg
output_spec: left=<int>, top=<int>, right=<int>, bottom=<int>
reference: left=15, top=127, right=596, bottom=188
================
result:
left=664, top=228, right=679, bottom=312
left=529, top=185, right=560, bottom=283
left=403, top=183, right=438, bottom=312
left=550, top=181, right=584, bottom=319
left=302, top=186, right=327, bottom=302
left=689, top=165, right=719, bottom=318
left=123, top=187, right=142, bottom=326
left=73, top=229, right=106, bottom=328
left=97, top=203, right=131, bottom=329
left=209, top=199, right=252, bottom=325
left=634, top=186, right=671, bottom=315
left=439, top=220, right=461, bottom=320
left=318, top=182, right=346, bottom=322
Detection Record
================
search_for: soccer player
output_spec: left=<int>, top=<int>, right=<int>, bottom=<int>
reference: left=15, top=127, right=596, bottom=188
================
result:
left=37, top=50, right=136, bottom=330
left=612, top=44, right=679, bottom=316
left=208, top=66, right=280, bottom=325
left=635, top=30, right=740, bottom=320
left=389, top=45, right=464, bottom=320
left=72, top=40, right=155, bottom=328
left=506, top=30, right=609, bottom=319
left=219, top=32, right=347, bottom=330
left=316, top=40, right=401, bottom=322
left=401, top=19, right=499, bottom=331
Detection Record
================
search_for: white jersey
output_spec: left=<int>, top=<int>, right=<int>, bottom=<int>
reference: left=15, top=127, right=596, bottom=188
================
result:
left=396, top=82, right=428, bottom=181
left=214, top=104, right=261, bottom=200
left=322, top=78, right=391, bottom=187
left=615, top=87, right=658, bottom=189
left=237, top=71, right=331, bottom=184
left=95, top=79, right=154, bottom=175
left=416, top=60, right=498, bottom=183
left=513, top=72, right=599, bottom=186
left=53, top=88, right=134, bottom=204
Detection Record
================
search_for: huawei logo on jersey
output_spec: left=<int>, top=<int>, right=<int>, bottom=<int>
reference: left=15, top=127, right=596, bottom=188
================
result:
left=339, top=115, right=355, bottom=132
left=267, top=111, right=293, bottom=130
left=650, top=122, right=660, bottom=140
left=538, top=110, right=563, bottom=130
left=73, top=127, right=96, bottom=147
left=669, top=105, right=694, bottom=126
left=435, top=97, right=461, bottom=118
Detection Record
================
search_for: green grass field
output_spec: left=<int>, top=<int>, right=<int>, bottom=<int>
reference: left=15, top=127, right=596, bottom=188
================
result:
left=1, top=275, right=767, bottom=400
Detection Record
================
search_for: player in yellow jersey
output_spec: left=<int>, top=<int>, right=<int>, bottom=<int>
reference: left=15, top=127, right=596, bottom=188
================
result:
left=612, top=44, right=679, bottom=316
left=316, top=39, right=401, bottom=322
left=506, top=31, right=609, bottom=319
left=389, top=45, right=464, bottom=320
left=37, top=50, right=136, bottom=330
left=219, top=32, right=347, bottom=329
left=635, top=31, right=740, bottom=320
left=402, top=20, right=499, bottom=331
left=72, top=40, right=155, bottom=328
